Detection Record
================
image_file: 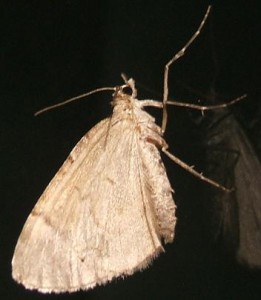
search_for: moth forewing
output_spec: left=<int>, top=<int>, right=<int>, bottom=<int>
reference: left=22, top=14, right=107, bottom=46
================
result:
left=12, top=88, right=177, bottom=293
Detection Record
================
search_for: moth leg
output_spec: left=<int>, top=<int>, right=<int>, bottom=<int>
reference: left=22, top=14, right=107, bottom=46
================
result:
left=162, top=147, right=232, bottom=192
left=162, top=6, right=212, bottom=133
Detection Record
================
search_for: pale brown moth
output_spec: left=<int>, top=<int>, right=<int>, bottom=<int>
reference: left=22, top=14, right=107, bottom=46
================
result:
left=12, top=6, right=245, bottom=293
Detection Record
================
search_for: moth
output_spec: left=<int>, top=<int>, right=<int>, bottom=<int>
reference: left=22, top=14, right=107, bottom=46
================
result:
left=12, top=6, right=244, bottom=293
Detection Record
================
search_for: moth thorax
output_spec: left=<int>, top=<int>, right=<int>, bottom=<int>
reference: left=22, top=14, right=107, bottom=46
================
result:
left=111, top=91, right=136, bottom=111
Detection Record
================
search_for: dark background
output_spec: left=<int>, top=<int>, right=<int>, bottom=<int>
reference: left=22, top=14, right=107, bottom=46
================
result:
left=1, top=0, right=261, bottom=299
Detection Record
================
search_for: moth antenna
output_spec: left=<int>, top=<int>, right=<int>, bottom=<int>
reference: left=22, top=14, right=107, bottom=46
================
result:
left=34, top=87, right=115, bottom=116
left=162, top=5, right=212, bottom=133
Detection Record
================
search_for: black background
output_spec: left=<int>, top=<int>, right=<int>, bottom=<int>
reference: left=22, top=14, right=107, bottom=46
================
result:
left=1, top=1, right=261, bottom=299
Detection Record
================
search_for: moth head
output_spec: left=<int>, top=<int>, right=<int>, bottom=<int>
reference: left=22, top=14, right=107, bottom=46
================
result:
left=111, top=85, right=134, bottom=108
left=111, top=74, right=138, bottom=108
left=120, top=74, right=137, bottom=98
